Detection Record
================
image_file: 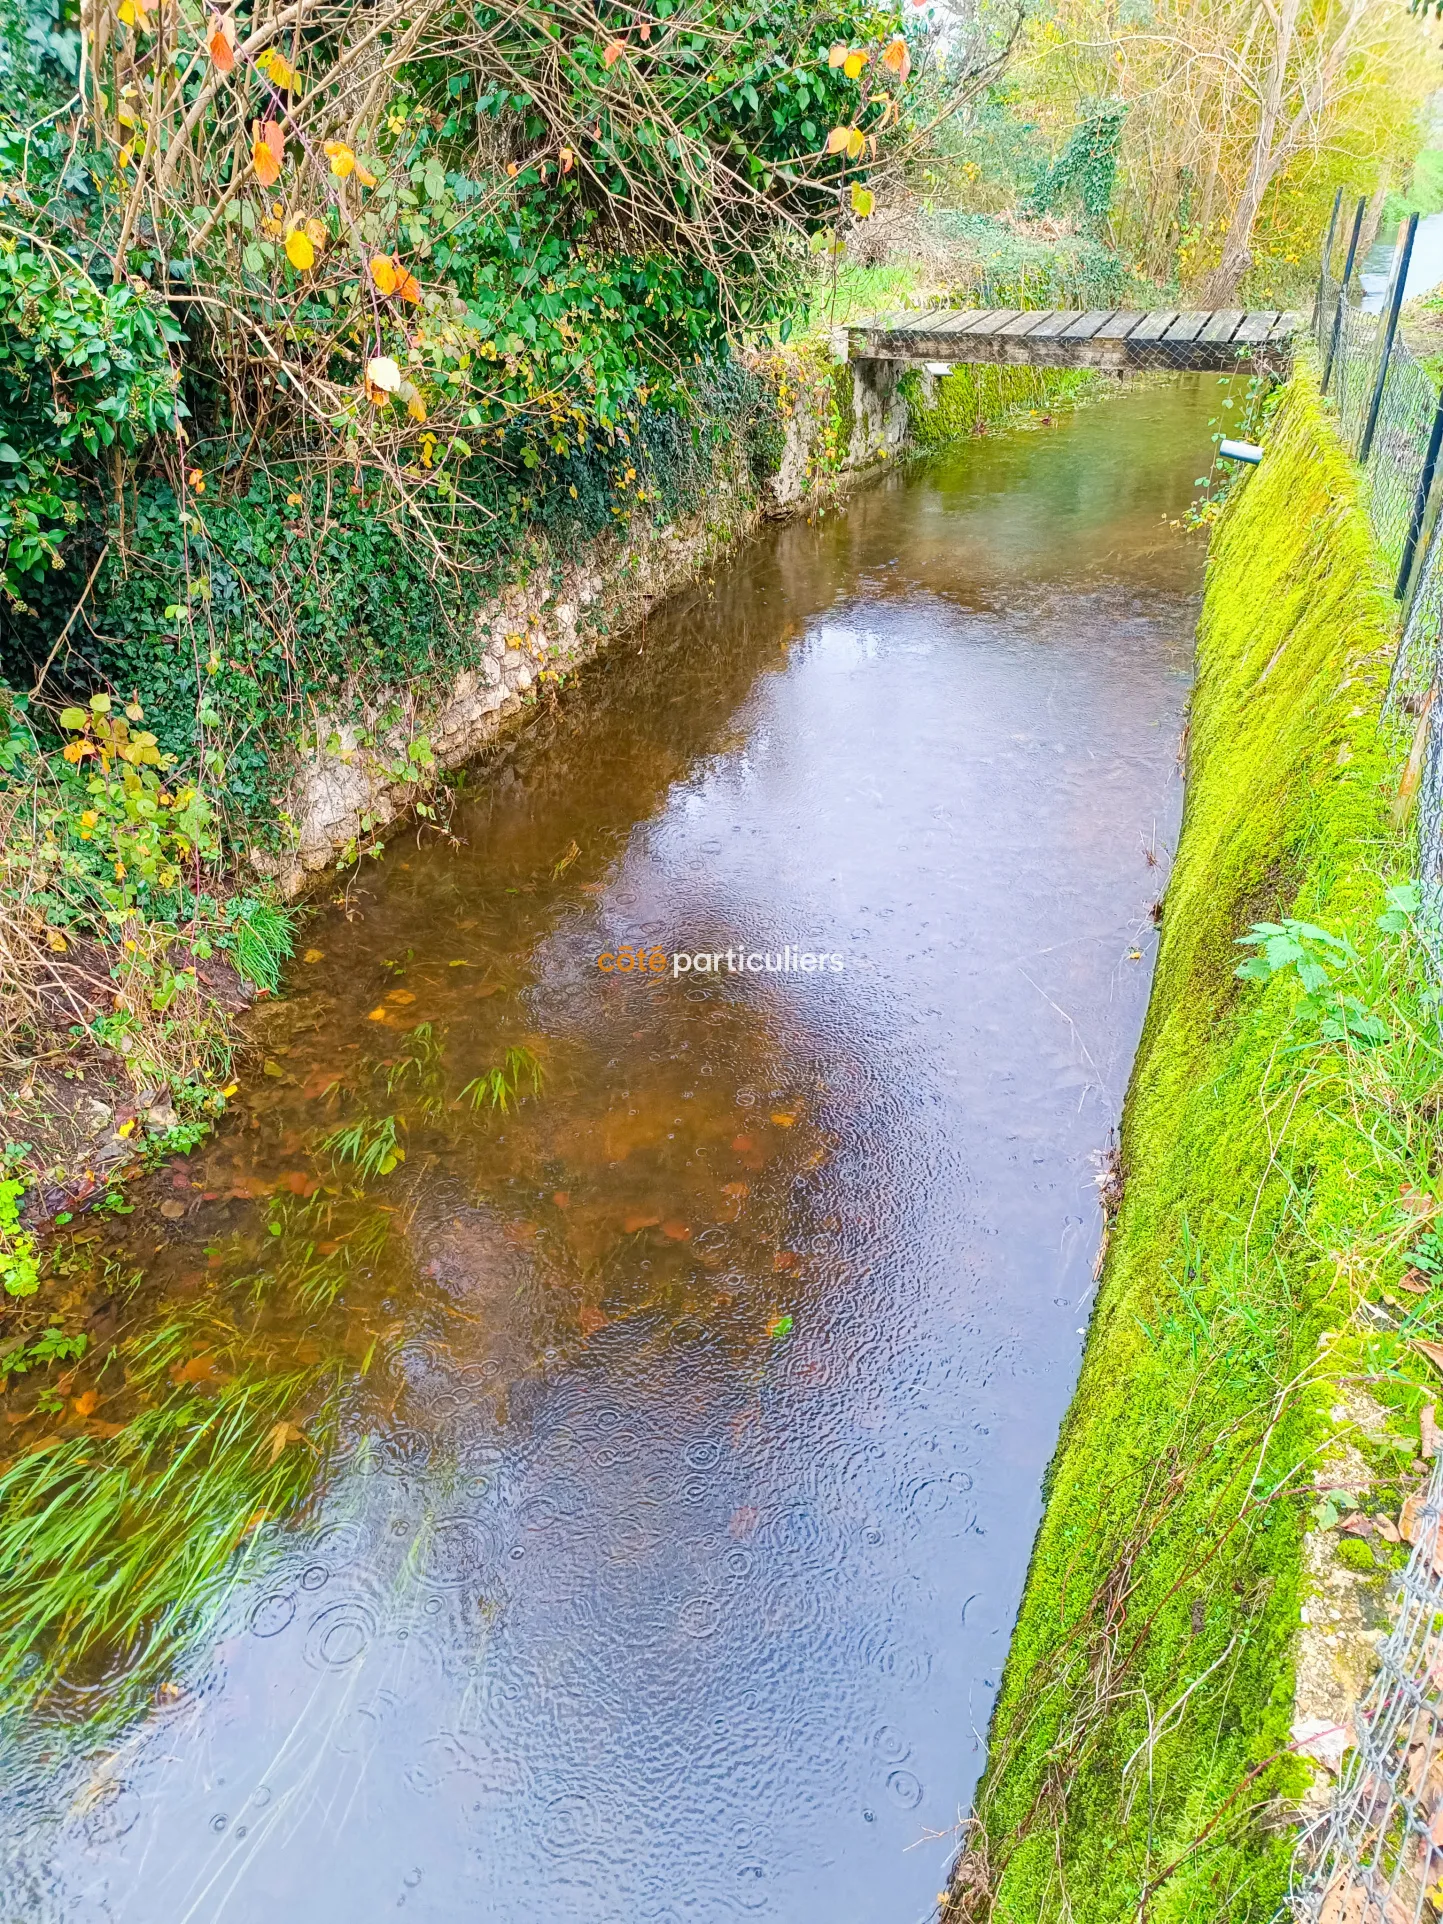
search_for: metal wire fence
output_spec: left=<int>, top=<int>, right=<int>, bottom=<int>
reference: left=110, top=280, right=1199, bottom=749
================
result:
left=1289, top=208, right=1443, bottom=1924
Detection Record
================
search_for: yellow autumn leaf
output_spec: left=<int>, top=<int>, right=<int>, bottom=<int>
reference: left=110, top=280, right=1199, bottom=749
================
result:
left=842, top=49, right=868, bottom=78
left=881, top=35, right=910, bottom=78
left=256, top=47, right=301, bottom=90
left=403, top=384, right=427, bottom=422
left=284, top=227, right=314, bottom=270
left=304, top=216, right=326, bottom=245
left=365, top=355, right=402, bottom=392
left=355, top=163, right=378, bottom=187
left=850, top=181, right=875, bottom=216
left=369, top=253, right=398, bottom=295
left=324, top=139, right=355, bottom=178
left=845, top=125, right=865, bottom=159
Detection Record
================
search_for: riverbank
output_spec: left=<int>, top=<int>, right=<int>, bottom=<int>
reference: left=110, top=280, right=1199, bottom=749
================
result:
left=0, top=332, right=1096, bottom=1279
left=948, top=366, right=1443, bottom=1920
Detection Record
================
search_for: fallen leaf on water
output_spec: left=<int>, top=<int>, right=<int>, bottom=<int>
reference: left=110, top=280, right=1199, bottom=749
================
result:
left=72, top=1389, right=98, bottom=1417
left=722, top=1181, right=749, bottom=1198
left=158, top=1681, right=185, bottom=1702
left=171, top=1354, right=220, bottom=1385
left=772, top=1250, right=799, bottom=1271
left=661, top=1220, right=691, bottom=1241
left=262, top=1059, right=285, bottom=1078
left=26, top=1436, right=62, bottom=1455
left=265, top=1421, right=305, bottom=1463
left=731, top=1135, right=754, bottom=1153
left=623, top=1212, right=660, bottom=1233
left=729, top=1504, right=759, bottom=1538
left=579, top=1305, right=607, bottom=1338
left=160, top=1199, right=187, bottom=1220
left=767, top=1313, right=794, bottom=1339
left=366, top=1006, right=389, bottom=1021
left=770, top=1113, right=795, bottom=1127
left=386, top=989, right=416, bottom=1005
left=278, top=1171, right=318, bottom=1196
left=553, top=1191, right=570, bottom=1207
left=503, top=1221, right=538, bottom=1244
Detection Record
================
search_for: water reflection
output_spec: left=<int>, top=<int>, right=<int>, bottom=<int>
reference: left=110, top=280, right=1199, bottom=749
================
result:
left=2, top=377, right=1216, bottom=1923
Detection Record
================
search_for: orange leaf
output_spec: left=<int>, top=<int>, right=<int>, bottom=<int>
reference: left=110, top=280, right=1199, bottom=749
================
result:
left=579, top=1305, right=607, bottom=1337
left=172, top=1353, right=219, bottom=1385
left=602, top=38, right=625, bottom=66
left=827, top=41, right=847, bottom=67
left=559, top=145, right=574, bottom=174
left=251, top=118, right=283, bottom=185
left=623, top=1212, right=660, bottom=1233
left=369, top=253, right=398, bottom=296
left=207, top=12, right=235, bottom=70
left=826, top=125, right=852, bottom=155
left=72, top=1389, right=98, bottom=1417
left=661, top=1220, right=691, bottom=1241
left=394, top=264, right=421, bottom=303
left=881, top=35, right=910, bottom=78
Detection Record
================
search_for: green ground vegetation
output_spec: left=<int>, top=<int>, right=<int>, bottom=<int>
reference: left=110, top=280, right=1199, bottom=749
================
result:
left=953, top=365, right=1443, bottom=1921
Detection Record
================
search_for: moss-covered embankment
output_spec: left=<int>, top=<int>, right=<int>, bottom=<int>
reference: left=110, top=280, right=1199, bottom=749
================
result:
left=950, top=367, right=1443, bottom=1921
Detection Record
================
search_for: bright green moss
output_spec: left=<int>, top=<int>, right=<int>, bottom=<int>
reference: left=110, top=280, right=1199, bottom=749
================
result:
left=959, top=366, right=1422, bottom=1923
left=904, top=362, right=1100, bottom=447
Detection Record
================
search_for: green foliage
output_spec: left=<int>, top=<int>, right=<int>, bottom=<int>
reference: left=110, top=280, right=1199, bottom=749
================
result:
left=925, top=210, right=1146, bottom=309
left=0, top=240, right=180, bottom=611
left=1335, top=1536, right=1377, bottom=1573
left=460, top=1044, right=545, bottom=1113
left=0, top=1143, right=38, bottom=1298
left=1024, top=102, right=1126, bottom=233
left=0, top=1324, right=86, bottom=1377
left=320, top=1112, right=406, bottom=1178
left=223, top=896, right=293, bottom=995
left=972, top=368, right=1413, bottom=1921
left=903, top=361, right=1098, bottom=448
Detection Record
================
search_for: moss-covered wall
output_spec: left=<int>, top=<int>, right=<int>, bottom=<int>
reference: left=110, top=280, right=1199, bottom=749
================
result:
left=948, top=366, right=1429, bottom=1921
left=904, top=362, right=1101, bottom=445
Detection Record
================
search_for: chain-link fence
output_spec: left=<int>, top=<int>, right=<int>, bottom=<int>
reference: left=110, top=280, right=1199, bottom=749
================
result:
left=1291, top=1479, right=1443, bottom=1923
left=1289, top=209, right=1443, bottom=1924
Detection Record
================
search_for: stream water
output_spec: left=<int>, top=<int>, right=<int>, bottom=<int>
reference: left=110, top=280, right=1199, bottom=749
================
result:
left=4, top=377, right=1216, bottom=1923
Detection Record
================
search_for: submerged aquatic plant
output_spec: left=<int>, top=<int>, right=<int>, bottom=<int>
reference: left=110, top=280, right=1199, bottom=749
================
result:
left=320, top=1112, right=406, bottom=1178
left=459, top=1045, right=545, bottom=1114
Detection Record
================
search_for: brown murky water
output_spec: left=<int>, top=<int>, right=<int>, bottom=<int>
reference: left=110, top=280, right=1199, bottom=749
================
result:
left=4, top=377, right=1214, bottom=1922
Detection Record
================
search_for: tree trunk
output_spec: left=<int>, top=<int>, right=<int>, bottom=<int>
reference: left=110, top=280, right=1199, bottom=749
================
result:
left=1195, top=0, right=1299, bottom=304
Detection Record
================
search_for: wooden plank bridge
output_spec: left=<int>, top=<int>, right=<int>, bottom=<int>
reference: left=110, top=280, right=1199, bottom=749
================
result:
left=845, top=307, right=1304, bottom=373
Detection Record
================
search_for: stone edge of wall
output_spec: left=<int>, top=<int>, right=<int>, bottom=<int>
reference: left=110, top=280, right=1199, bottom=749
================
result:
left=252, top=351, right=911, bottom=898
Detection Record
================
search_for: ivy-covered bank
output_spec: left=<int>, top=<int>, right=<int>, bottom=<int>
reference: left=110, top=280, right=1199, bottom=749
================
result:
left=947, top=369, right=1443, bottom=1921
left=0, top=320, right=1089, bottom=1265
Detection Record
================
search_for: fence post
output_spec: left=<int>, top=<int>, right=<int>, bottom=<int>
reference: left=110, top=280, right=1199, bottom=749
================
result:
left=1360, top=212, right=1418, bottom=462
left=1321, top=197, right=1367, bottom=396
left=1313, top=187, right=1343, bottom=342
left=1398, top=390, right=1443, bottom=600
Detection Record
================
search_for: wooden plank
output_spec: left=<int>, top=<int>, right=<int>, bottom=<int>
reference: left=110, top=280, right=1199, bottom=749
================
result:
left=886, top=308, right=952, bottom=333
left=1026, top=310, right=1085, bottom=338
left=997, top=310, right=1053, bottom=337
left=1198, top=310, right=1245, bottom=343
left=1267, top=311, right=1305, bottom=342
left=1094, top=311, right=1148, bottom=339
left=1163, top=311, right=1211, bottom=342
left=962, top=310, right=1024, bottom=337
left=1057, top=310, right=1115, bottom=339
left=1232, top=311, right=1281, bottom=344
left=903, top=310, right=982, bottom=336
left=1128, top=311, right=1180, bottom=341
left=946, top=310, right=1013, bottom=335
